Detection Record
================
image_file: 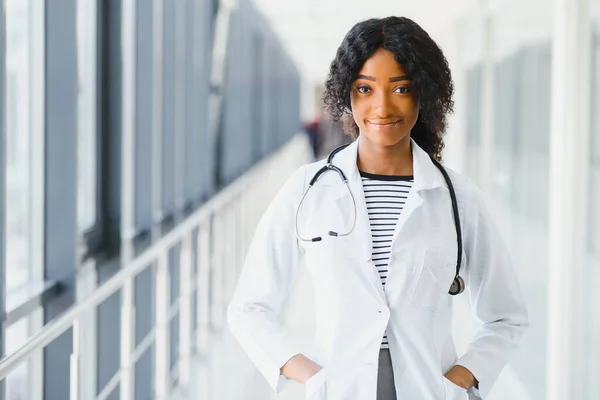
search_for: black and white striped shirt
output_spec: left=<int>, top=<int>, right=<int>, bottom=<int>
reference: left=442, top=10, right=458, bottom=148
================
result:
left=361, top=171, right=414, bottom=349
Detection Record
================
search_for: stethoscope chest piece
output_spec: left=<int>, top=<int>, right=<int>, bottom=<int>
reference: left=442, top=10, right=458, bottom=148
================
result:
left=449, top=275, right=465, bottom=295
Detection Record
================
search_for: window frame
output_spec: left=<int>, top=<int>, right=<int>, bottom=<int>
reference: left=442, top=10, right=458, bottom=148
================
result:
left=80, top=0, right=120, bottom=262
left=78, top=0, right=105, bottom=259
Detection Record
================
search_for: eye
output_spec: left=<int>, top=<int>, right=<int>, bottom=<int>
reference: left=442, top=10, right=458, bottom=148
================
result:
left=356, top=85, right=371, bottom=94
left=394, top=86, right=411, bottom=94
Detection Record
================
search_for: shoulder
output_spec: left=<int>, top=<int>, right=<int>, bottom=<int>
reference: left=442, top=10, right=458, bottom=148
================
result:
left=284, top=158, right=329, bottom=190
left=442, top=166, right=486, bottom=210
left=278, top=158, right=329, bottom=200
left=441, top=167, right=496, bottom=232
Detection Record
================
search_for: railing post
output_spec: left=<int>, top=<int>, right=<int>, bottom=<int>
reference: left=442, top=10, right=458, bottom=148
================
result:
left=70, top=319, right=80, bottom=400
left=119, top=278, right=135, bottom=400
left=233, top=199, right=242, bottom=298
left=243, top=182, right=254, bottom=277
left=197, top=223, right=211, bottom=354
left=178, top=234, right=193, bottom=391
left=223, top=204, right=233, bottom=304
left=75, top=262, right=98, bottom=400
left=211, top=213, right=224, bottom=330
left=155, top=251, right=171, bottom=399
left=120, top=0, right=137, bottom=397
left=235, top=196, right=244, bottom=289
left=237, top=192, right=245, bottom=280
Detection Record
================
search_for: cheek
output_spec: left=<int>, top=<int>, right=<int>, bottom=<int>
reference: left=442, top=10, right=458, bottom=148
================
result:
left=398, top=99, right=419, bottom=119
left=350, top=96, right=367, bottom=125
left=406, top=104, right=419, bottom=121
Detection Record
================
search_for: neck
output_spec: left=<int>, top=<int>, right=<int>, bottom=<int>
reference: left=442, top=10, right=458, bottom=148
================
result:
left=356, top=136, right=413, bottom=176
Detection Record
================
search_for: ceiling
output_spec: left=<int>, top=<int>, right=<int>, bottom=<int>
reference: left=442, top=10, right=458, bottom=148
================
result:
left=250, top=0, right=477, bottom=84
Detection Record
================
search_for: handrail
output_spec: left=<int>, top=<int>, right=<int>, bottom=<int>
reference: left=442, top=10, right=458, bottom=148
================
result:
left=5, top=280, right=61, bottom=327
left=0, top=133, right=307, bottom=381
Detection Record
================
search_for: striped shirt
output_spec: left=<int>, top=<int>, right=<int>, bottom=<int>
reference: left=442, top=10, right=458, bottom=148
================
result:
left=361, top=171, right=414, bottom=349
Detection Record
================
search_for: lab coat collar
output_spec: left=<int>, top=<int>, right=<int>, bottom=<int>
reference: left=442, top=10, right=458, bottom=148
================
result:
left=331, top=136, right=447, bottom=192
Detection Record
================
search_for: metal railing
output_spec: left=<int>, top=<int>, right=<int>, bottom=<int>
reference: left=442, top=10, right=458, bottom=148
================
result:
left=0, top=133, right=312, bottom=399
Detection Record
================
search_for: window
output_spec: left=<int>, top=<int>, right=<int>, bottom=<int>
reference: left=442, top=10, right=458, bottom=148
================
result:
left=463, top=2, right=554, bottom=398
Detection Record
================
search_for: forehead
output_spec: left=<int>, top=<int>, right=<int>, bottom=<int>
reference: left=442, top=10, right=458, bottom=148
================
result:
left=357, top=48, right=407, bottom=78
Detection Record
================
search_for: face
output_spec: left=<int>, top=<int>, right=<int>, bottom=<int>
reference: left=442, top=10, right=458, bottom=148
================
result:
left=350, top=48, right=419, bottom=147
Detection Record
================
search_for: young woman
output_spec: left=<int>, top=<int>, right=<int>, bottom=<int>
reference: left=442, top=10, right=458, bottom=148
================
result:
left=228, top=16, right=528, bottom=400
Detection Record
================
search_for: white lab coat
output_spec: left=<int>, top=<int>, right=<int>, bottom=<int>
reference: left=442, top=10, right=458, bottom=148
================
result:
left=227, top=138, right=528, bottom=400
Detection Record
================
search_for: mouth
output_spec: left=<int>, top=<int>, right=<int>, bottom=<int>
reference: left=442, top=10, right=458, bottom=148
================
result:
left=367, top=119, right=403, bottom=131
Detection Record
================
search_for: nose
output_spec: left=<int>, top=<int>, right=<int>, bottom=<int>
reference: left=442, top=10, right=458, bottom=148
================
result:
left=373, top=91, right=393, bottom=117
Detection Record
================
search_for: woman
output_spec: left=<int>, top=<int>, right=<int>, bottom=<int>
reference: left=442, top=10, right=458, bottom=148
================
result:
left=228, top=16, right=528, bottom=400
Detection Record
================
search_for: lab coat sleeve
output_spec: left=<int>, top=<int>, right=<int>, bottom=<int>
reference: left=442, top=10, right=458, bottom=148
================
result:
left=455, top=177, right=529, bottom=398
left=227, top=165, right=307, bottom=393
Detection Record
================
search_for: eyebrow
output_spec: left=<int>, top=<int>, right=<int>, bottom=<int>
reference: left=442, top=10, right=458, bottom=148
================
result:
left=356, top=74, right=411, bottom=82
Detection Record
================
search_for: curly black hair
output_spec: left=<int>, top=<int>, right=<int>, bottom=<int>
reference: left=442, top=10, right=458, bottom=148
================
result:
left=323, top=16, right=454, bottom=161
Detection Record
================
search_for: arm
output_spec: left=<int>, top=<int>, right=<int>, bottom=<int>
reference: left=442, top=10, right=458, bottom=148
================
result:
left=227, top=166, right=316, bottom=392
left=452, top=177, right=529, bottom=397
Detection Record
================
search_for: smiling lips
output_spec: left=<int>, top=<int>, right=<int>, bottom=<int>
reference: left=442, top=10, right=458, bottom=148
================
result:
left=367, top=119, right=403, bottom=131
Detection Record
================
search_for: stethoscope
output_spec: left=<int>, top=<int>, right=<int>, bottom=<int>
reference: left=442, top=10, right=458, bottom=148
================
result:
left=295, top=143, right=466, bottom=296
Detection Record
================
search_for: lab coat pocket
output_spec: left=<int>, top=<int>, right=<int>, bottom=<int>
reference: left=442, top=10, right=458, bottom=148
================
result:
left=305, top=368, right=327, bottom=399
left=443, top=376, right=468, bottom=400
left=411, top=250, right=455, bottom=312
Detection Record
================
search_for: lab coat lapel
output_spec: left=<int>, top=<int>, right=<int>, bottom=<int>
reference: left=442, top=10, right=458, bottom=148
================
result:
left=389, top=139, right=448, bottom=246
left=331, top=140, right=385, bottom=300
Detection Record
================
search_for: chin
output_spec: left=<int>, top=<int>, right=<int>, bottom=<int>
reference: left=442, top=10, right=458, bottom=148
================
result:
left=363, top=130, right=408, bottom=147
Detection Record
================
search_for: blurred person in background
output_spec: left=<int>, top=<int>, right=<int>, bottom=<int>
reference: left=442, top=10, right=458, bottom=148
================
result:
left=304, top=115, right=321, bottom=158
left=315, top=109, right=353, bottom=159
left=228, top=16, right=528, bottom=400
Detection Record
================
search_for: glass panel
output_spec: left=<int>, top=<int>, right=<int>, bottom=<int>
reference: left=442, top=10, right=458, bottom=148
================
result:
left=5, top=319, right=30, bottom=400
left=5, top=0, right=33, bottom=291
left=170, top=314, right=179, bottom=371
left=162, top=0, right=176, bottom=214
left=76, top=0, right=98, bottom=232
left=488, top=1, right=553, bottom=398
left=134, top=0, right=154, bottom=230
left=134, top=345, right=154, bottom=400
